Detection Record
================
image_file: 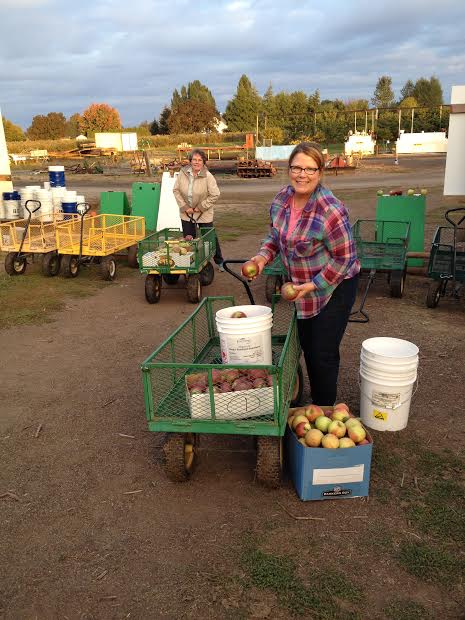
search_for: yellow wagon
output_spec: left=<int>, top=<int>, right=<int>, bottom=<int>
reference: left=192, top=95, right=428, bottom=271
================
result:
left=0, top=202, right=79, bottom=276
left=55, top=210, right=145, bottom=279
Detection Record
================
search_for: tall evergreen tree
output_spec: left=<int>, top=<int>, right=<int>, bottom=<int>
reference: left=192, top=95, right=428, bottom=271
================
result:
left=371, top=76, right=395, bottom=108
left=158, top=107, right=171, bottom=134
left=223, top=75, right=261, bottom=131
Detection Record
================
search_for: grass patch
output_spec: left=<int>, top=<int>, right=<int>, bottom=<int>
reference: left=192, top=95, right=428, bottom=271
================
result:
left=383, top=599, right=433, bottom=620
left=0, top=263, right=133, bottom=329
left=397, top=542, right=464, bottom=586
left=241, top=547, right=363, bottom=618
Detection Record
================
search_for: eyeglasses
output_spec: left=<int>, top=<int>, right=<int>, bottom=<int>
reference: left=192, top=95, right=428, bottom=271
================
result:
left=289, top=165, right=320, bottom=176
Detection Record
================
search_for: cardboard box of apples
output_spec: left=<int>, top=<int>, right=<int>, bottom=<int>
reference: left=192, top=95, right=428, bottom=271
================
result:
left=285, top=403, right=373, bottom=501
left=185, top=368, right=276, bottom=420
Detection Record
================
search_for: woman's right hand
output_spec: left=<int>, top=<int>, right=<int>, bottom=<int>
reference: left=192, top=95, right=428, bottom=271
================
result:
left=249, top=255, right=267, bottom=278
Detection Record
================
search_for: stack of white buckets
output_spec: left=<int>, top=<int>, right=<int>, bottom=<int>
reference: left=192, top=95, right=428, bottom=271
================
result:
left=215, top=306, right=273, bottom=365
left=360, top=337, right=419, bottom=432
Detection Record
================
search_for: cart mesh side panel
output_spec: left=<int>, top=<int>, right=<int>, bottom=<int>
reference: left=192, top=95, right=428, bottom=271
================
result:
left=353, top=219, right=410, bottom=271
left=428, top=226, right=465, bottom=279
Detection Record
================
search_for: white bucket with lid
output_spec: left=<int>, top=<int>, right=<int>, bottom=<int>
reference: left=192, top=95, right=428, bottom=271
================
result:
left=359, top=337, right=419, bottom=432
left=215, top=305, right=273, bottom=365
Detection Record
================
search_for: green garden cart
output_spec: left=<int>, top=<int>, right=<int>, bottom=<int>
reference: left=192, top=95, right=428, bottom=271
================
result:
left=425, top=208, right=465, bottom=308
left=263, top=255, right=286, bottom=303
left=137, top=226, right=216, bottom=304
left=140, top=260, right=304, bottom=487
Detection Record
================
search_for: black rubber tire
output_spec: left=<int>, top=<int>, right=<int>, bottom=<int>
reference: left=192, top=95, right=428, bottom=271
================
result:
left=255, top=436, right=282, bottom=488
left=163, top=433, right=197, bottom=482
left=163, top=274, right=180, bottom=285
left=99, top=255, right=117, bottom=281
left=265, top=275, right=283, bottom=303
left=61, top=255, right=80, bottom=278
left=186, top=274, right=201, bottom=303
left=42, top=252, right=61, bottom=277
left=290, top=363, right=304, bottom=407
left=4, top=253, right=27, bottom=276
left=426, top=280, right=442, bottom=308
left=199, top=261, right=214, bottom=286
left=127, top=244, right=138, bottom=268
left=389, top=269, right=406, bottom=298
left=145, top=274, right=161, bottom=303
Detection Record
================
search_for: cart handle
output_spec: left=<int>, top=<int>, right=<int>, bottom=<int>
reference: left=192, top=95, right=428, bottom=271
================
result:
left=24, top=199, right=41, bottom=217
left=77, top=202, right=91, bottom=216
left=17, top=200, right=42, bottom=257
left=445, top=207, right=465, bottom=228
left=222, top=259, right=255, bottom=305
left=78, top=203, right=91, bottom=261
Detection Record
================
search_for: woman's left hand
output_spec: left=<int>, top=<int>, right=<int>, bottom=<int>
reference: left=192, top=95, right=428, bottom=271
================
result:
left=292, top=282, right=316, bottom=300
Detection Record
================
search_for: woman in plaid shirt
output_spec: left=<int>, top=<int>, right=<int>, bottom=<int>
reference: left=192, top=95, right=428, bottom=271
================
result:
left=250, top=142, right=360, bottom=405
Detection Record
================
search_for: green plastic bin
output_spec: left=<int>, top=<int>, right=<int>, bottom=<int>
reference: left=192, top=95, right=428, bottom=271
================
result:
left=99, top=191, right=130, bottom=216
left=376, top=194, right=426, bottom=267
left=131, top=182, right=161, bottom=233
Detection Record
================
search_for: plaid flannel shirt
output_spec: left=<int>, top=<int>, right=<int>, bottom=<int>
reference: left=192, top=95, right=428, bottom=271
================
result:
left=259, top=184, right=360, bottom=319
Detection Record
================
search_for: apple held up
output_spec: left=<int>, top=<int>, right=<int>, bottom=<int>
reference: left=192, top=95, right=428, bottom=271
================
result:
left=241, top=260, right=259, bottom=280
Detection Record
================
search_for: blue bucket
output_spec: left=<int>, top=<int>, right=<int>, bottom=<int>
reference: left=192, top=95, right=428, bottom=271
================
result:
left=48, top=166, right=66, bottom=188
left=62, top=202, right=77, bottom=214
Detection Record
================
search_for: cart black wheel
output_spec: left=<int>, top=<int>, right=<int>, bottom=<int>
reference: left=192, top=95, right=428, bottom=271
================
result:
left=290, top=363, right=304, bottom=407
left=127, top=244, right=138, bottom=268
left=42, top=252, right=61, bottom=277
left=5, top=253, right=27, bottom=276
left=186, top=274, right=201, bottom=303
left=389, top=269, right=406, bottom=298
left=426, top=280, right=442, bottom=308
left=163, top=274, right=180, bottom=285
left=163, top=433, right=197, bottom=482
left=100, top=255, right=117, bottom=281
left=199, top=261, right=214, bottom=286
left=145, top=274, right=161, bottom=303
left=256, top=436, right=282, bottom=488
left=265, top=275, right=283, bottom=303
left=61, top=255, right=80, bottom=278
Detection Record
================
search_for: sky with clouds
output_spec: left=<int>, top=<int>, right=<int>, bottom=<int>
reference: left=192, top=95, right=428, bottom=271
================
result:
left=1, top=0, right=464, bottom=129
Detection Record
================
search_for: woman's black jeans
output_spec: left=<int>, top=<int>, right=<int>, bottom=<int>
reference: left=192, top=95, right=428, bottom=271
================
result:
left=297, top=275, right=359, bottom=406
left=181, top=220, right=223, bottom=265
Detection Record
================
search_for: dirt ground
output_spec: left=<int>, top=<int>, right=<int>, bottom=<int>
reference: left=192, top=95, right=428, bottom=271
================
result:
left=2, top=156, right=465, bottom=619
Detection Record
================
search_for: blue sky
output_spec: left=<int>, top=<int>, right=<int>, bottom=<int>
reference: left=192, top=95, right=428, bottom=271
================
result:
left=1, top=0, right=464, bottom=129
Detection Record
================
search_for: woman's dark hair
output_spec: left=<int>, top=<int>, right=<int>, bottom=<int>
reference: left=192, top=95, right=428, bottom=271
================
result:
left=189, top=149, right=208, bottom=164
left=288, top=142, right=325, bottom=170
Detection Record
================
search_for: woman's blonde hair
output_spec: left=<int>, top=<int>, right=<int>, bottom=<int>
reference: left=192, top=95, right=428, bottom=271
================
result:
left=288, top=142, right=325, bottom=170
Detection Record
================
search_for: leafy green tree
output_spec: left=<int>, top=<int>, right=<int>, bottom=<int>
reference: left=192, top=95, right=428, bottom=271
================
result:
left=400, top=80, right=415, bottom=102
left=3, top=117, right=25, bottom=141
left=371, top=76, right=395, bottom=108
left=413, top=76, right=443, bottom=107
left=317, top=101, right=347, bottom=143
left=168, top=99, right=217, bottom=133
left=399, top=96, right=418, bottom=109
left=79, top=103, right=122, bottom=135
left=224, top=74, right=261, bottom=131
left=65, top=113, right=82, bottom=138
left=26, top=112, right=67, bottom=139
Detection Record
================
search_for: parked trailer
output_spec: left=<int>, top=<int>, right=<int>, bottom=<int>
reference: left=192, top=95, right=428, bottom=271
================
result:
left=236, top=159, right=277, bottom=178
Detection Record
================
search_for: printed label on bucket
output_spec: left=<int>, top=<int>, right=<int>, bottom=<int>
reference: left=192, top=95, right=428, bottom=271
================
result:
left=373, top=409, right=388, bottom=422
left=220, top=334, right=266, bottom=364
left=371, top=390, right=401, bottom=409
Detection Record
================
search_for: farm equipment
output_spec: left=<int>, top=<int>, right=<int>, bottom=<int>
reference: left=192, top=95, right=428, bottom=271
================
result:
left=137, top=225, right=217, bottom=304
left=425, top=208, right=465, bottom=308
left=140, top=259, right=304, bottom=486
left=350, top=219, right=410, bottom=322
left=0, top=201, right=79, bottom=276
left=55, top=205, right=145, bottom=279
left=236, top=159, right=277, bottom=178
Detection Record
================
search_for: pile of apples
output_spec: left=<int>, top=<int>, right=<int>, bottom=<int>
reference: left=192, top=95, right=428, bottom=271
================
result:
left=288, top=403, right=371, bottom=448
left=186, top=368, right=274, bottom=395
left=168, top=236, right=195, bottom=255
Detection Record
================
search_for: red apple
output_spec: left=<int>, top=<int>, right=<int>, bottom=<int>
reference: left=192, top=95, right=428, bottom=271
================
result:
left=334, top=402, right=349, bottom=412
left=305, top=428, right=323, bottom=447
left=241, top=260, right=258, bottom=279
left=292, top=414, right=310, bottom=430
left=281, top=282, right=298, bottom=301
left=305, top=404, right=325, bottom=423
left=295, top=421, right=311, bottom=438
left=357, top=438, right=370, bottom=446
left=252, top=378, right=267, bottom=389
left=231, top=311, right=247, bottom=318
left=348, top=425, right=366, bottom=443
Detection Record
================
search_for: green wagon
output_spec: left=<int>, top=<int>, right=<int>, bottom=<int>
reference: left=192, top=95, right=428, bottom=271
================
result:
left=140, top=280, right=304, bottom=486
left=263, top=255, right=287, bottom=302
left=137, top=226, right=217, bottom=304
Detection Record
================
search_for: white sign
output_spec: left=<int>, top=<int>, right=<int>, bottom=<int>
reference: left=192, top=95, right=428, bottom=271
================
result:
left=444, top=85, right=465, bottom=195
left=157, top=171, right=182, bottom=231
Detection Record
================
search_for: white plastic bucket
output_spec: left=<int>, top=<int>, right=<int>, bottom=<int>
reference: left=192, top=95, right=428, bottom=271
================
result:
left=215, top=305, right=272, bottom=365
left=359, top=337, right=419, bottom=432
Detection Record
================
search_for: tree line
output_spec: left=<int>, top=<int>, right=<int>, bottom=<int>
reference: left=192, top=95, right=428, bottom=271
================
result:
left=4, top=74, right=448, bottom=145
